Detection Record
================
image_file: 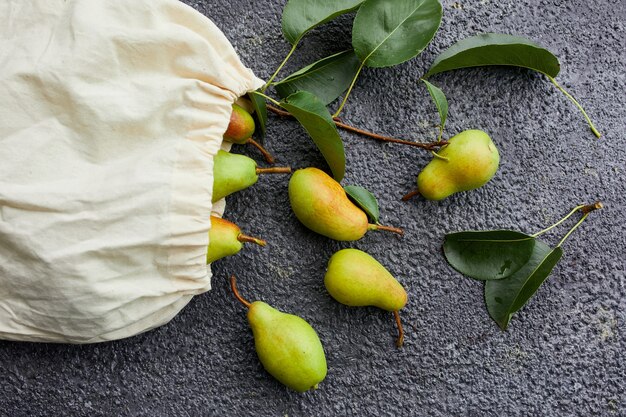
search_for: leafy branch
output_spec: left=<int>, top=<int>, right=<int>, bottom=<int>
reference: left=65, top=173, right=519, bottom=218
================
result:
left=257, top=2, right=603, bottom=187
left=423, top=33, right=601, bottom=138
left=444, top=202, right=604, bottom=330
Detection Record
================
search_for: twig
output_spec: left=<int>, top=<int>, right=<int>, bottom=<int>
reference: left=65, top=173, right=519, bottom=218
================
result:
left=255, top=166, right=291, bottom=174
left=267, top=105, right=448, bottom=151
left=580, top=201, right=603, bottom=215
left=246, top=138, right=275, bottom=164
left=394, top=311, right=404, bottom=348
left=401, top=189, right=421, bottom=201
left=230, top=275, right=251, bottom=308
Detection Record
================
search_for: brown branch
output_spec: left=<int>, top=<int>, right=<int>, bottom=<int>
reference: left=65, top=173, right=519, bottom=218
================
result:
left=267, top=104, right=292, bottom=118
left=333, top=121, right=447, bottom=150
left=246, top=138, right=275, bottom=164
left=368, top=223, right=404, bottom=236
left=401, top=189, right=421, bottom=201
left=237, top=234, right=267, bottom=247
left=394, top=311, right=404, bottom=348
left=255, top=166, right=291, bottom=174
left=267, top=104, right=447, bottom=151
left=580, top=201, right=603, bottom=215
left=230, top=275, right=251, bottom=308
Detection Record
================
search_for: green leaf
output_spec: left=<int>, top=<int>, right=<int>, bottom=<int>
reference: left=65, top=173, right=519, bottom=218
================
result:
left=422, top=33, right=602, bottom=138
left=344, top=185, right=380, bottom=223
left=275, top=50, right=362, bottom=105
left=485, top=241, right=563, bottom=330
left=282, top=0, right=365, bottom=45
left=443, top=231, right=536, bottom=281
left=280, top=91, right=346, bottom=181
left=352, top=0, right=442, bottom=68
left=424, top=33, right=560, bottom=78
left=422, top=79, right=448, bottom=131
left=248, top=91, right=267, bottom=139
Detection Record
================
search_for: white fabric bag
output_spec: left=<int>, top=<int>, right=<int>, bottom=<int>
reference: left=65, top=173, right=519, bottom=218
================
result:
left=0, top=0, right=263, bottom=343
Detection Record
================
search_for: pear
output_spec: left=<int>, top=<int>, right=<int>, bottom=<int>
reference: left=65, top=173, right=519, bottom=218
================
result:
left=234, top=96, right=255, bottom=114
left=415, top=129, right=499, bottom=201
left=206, top=216, right=266, bottom=264
left=224, top=104, right=274, bottom=164
left=230, top=275, right=327, bottom=392
left=224, top=104, right=255, bottom=144
left=324, top=248, right=407, bottom=347
left=212, top=150, right=290, bottom=202
left=288, top=167, right=403, bottom=241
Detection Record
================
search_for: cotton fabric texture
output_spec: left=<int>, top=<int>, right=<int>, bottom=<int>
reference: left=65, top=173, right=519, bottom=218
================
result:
left=0, top=0, right=263, bottom=343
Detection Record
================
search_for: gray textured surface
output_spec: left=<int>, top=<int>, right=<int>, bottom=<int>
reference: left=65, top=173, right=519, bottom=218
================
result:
left=1, top=0, right=625, bottom=416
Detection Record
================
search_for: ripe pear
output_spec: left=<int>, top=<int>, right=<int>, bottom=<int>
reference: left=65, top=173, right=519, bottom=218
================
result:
left=230, top=276, right=327, bottom=392
left=417, top=129, right=499, bottom=200
left=288, top=168, right=403, bottom=241
left=224, top=104, right=256, bottom=144
left=212, top=150, right=290, bottom=202
left=206, top=216, right=266, bottom=264
left=234, top=96, right=255, bottom=114
left=324, top=249, right=407, bottom=347
left=223, top=104, right=274, bottom=164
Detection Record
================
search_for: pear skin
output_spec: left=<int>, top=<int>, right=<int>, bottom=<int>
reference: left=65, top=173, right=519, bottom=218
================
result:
left=417, top=129, right=499, bottom=200
left=212, top=150, right=258, bottom=202
left=230, top=276, right=327, bottom=393
left=249, top=301, right=327, bottom=392
left=223, top=103, right=275, bottom=164
left=289, top=168, right=369, bottom=241
left=224, top=104, right=255, bottom=145
left=324, top=249, right=407, bottom=311
left=212, top=151, right=290, bottom=202
left=235, top=96, right=255, bottom=114
left=206, top=216, right=265, bottom=264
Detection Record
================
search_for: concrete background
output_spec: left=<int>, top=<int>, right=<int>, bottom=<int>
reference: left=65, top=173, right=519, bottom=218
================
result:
left=1, top=0, right=624, bottom=415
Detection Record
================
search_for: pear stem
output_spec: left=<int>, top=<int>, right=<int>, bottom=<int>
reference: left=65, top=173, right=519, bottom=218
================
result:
left=266, top=105, right=448, bottom=151
left=393, top=311, right=404, bottom=348
left=368, top=223, right=404, bottom=236
left=246, top=138, right=275, bottom=164
left=230, top=275, right=251, bottom=309
left=255, top=166, right=291, bottom=175
left=237, top=233, right=267, bottom=247
left=401, top=189, right=421, bottom=201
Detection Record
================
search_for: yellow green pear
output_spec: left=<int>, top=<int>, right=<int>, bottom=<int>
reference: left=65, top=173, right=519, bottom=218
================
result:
left=324, top=248, right=407, bottom=347
left=206, top=216, right=266, bottom=264
left=288, top=167, right=402, bottom=241
left=212, top=150, right=290, bottom=202
left=417, top=129, right=499, bottom=200
left=223, top=104, right=274, bottom=163
left=230, top=276, right=327, bottom=392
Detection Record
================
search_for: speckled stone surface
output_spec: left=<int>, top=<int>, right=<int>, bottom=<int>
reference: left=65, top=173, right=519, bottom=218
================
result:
left=1, top=0, right=624, bottom=416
